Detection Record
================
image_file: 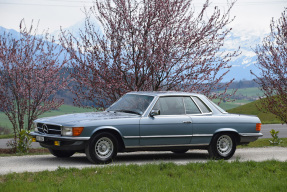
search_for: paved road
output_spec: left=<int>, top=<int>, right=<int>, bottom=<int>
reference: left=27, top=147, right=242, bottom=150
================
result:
left=0, top=147, right=286, bottom=175
left=260, top=124, right=287, bottom=138
left=0, top=124, right=286, bottom=149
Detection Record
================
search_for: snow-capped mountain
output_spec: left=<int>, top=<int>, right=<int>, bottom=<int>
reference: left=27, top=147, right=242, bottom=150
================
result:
left=51, top=18, right=103, bottom=42
left=54, top=20, right=264, bottom=82
left=0, top=24, right=264, bottom=82
left=222, top=31, right=265, bottom=82
left=0, top=26, right=20, bottom=38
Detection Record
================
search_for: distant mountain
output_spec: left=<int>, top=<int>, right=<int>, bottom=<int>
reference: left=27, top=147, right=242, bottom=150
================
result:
left=224, top=54, right=259, bottom=82
left=0, top=26, right=66, bottom=64
left=1, top=23, right=264, bottom=82
left=51, top=18, right=103, bottom=41
left=220, top=31, right=264, bottom=82
left=0, top=26, right=20, bottom=38
left=52, top=19, right=264, bottom=82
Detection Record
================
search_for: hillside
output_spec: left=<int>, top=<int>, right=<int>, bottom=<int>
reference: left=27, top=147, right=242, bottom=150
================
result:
left=227, top=99, right=283, bottom=124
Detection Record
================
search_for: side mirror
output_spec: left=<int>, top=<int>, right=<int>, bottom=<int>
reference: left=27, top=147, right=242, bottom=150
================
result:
left=150, top=109, right=160, bottom=117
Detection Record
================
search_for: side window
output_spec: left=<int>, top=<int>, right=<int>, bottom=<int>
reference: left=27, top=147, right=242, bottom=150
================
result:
left=153, top=97, right=185, bottom=115
left=192, top=97, right=211, bottom=113
left=183, top=97, right=201, bottom=114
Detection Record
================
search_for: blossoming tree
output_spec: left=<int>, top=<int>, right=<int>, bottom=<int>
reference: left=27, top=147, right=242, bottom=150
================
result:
left=0, top=20, right=69, bottom=152
left=61, top=0, right=239, bottom=108
left=252, top=8, right=287, bottom=124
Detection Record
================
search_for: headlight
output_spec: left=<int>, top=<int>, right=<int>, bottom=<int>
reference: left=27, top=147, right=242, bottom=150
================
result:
left=62, top=127, right=84, bottom=136
left=62, top=127, right=73, bottom=136
left=34, top=123, right=38, bottom=132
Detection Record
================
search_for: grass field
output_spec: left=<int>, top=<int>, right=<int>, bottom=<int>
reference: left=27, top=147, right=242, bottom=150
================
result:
left=213, top=99, right=250, bottom=110
left=213, top=87, right=264, bottom=110
left=227, top=99, right=283, bottom=124
left=224, top=87, right=264, bottom=97
left=0, top=160, right=287, bottom=191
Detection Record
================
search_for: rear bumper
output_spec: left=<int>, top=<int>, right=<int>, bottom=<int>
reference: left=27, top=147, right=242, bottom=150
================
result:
left=239, top=133, right=263, bottom=143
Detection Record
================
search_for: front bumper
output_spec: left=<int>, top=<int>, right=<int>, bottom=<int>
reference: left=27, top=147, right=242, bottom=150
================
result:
left=30, top=131, right=90, bottom=141
left=29, top=131, right=90, bottom=151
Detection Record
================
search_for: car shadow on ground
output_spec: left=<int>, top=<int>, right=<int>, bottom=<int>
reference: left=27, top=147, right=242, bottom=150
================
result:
left=45, top=150, right=211, bottom=165
left=114, top=150, right=210, bottom=163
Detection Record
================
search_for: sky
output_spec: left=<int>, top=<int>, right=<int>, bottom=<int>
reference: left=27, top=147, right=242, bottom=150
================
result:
left=0, top=0, right=286, bottom=81
left=0, top=0, right=286, bottom=35
left=0, top=0, right=286, bottom=55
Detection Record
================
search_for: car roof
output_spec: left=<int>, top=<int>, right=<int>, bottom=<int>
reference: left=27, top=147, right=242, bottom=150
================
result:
left=127, top=91, right=203, bottom=97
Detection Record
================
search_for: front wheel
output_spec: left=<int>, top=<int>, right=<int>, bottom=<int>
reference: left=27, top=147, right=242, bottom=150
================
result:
left=48, top=149, right=75, bottom=158
left=208, top=133, right=236, bottom=160
left=85, top=132, right=118, bottom=164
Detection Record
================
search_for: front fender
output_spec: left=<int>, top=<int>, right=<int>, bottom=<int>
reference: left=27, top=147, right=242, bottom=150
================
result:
left=90, top=126, right=124, bottom=138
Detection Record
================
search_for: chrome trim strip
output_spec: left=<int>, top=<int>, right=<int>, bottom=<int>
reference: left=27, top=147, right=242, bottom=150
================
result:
left=124, top=136, right=141, bottom=139
left=141, top=135, right=193, bottom=138
left=193, top=134, right=213, bottom=137
left=123, top=135, right=193, bottom=139
left=126, top=143, right=209, bottom=148
left=29, top=132, right=90, bottom=140
left=239, top=133, right=263, bottom=137
left=35, top=122, right=63, bottom=127
left=124, top=134, right=215, bottom=139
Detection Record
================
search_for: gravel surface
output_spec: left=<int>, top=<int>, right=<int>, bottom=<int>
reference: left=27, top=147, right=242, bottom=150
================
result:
left=0, top=147, right=287, bottom=175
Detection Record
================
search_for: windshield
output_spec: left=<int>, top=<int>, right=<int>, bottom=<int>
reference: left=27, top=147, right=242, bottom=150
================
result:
left=107, top=94, right=154, bottom=115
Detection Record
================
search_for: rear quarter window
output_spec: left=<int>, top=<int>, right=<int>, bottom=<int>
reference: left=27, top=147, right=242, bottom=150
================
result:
left=192, top=96, right=212, bottom=113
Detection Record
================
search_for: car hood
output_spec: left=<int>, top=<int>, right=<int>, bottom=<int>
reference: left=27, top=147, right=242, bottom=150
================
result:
left=34, top=111, right=139, bottom=126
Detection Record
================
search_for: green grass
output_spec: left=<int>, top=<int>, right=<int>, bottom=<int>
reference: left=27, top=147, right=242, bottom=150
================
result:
left=1, top=161, right=287, bottom=191
left=238, top=138, right=287, bottom=148
left=227, top=99, right=283, bottom=124
left=226, top=87, right=264, bottom=97
left=0, top=134, right=13, bottom=139
left=213, top=87, right=264, bottom=110
left=213, top=99, right=250, bottom=110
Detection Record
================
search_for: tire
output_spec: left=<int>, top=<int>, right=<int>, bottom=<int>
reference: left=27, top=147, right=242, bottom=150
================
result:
left=85, top=132, right=118, bottom=164
left=48, top=149, right=75, bottom=158
left=172, top=149, right=189, bottom=154
left=208, top=133, right=236, bottom=160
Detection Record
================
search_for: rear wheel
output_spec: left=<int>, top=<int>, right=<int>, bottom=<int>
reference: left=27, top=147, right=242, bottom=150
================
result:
left=85, top=132, right=118, bottom=164
left=208, top=133, right=236, bottom=160
left=48, top=149, right=75, bottom=158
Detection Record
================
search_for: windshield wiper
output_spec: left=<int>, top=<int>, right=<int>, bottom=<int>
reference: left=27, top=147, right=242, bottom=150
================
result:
left=113, top=109, right=142, bottom=115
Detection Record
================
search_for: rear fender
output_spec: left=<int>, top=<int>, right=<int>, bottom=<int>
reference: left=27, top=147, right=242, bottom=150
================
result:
left=213, top=128, right=240, bottom=144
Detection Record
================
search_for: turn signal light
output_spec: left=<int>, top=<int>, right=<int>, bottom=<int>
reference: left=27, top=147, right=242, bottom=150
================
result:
left=256, top=123, right=262, bottom=131
left=73, top=127, right=84, bottom=136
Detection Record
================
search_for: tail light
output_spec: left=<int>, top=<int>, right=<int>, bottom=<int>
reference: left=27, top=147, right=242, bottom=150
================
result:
left=256, top=123, right=261, bottom=131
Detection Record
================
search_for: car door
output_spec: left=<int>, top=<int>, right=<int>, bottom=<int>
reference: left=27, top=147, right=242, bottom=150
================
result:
left=187, top=96, right=215, bottom=145
left=139, top=96, right=193, bottom=146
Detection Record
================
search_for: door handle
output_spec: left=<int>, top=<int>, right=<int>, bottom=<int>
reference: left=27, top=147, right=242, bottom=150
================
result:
left=183, top=121, right=192, bottom=124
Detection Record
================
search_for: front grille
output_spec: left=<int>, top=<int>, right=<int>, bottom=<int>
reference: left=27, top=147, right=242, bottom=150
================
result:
left=37, top=123, right=61, bottom=135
